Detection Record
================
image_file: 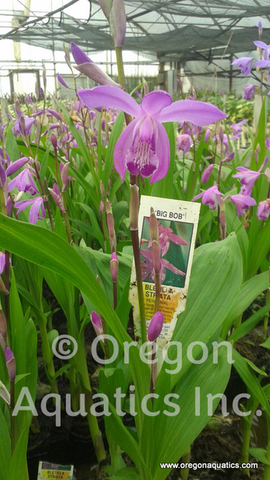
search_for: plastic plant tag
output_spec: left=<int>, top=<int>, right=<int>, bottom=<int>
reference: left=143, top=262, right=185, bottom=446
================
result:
left=37, top=462, right=74, bottom=480
left=129, top=195, right=200, bottom=347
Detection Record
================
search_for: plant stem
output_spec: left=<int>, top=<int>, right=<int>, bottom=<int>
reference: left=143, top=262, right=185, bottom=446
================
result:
left=61, top=192, right=73, bottom=244
left=113, top=281, right=117, bottom=310
left=130, top=176, right=147, bottom=344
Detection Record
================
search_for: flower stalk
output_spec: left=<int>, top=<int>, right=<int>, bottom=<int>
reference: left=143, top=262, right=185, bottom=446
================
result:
left=130, top=177, right=147, bottom=344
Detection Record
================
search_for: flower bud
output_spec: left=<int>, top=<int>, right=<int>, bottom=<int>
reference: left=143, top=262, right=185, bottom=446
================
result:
left=258, top=21, right=263, bottom=38
left=110, top=252, right=119, bottom=282
left=109, top=0, right=126, bottom=47
left=51, top=133, right=58, bottom=150
left=106, top=201, right=115, bottom=236
left=61, top=162, right=70, bottom=192
left=48, top=184, right=66, bottom=213
left=202, top=164, right=214, bottom=184
left=57, top=73, right=70, bottom=89
left=219, top=127, right=224, bottom=144
left=151, top=240, right=160, bottom=275
left=147, top=312, right=164, bottom=342
left=204, top=128, right=210, bottom=142
left=222, top=152, right=235, bottom=163
left=150, top=207, right=158, bottom=242
left=100, top=200, right=104, bottom=216
left=91, top=311, right=103, bottom=337
left=0, top=309, right=7, bottom=341
left=5, top=347, right=16, bottom=382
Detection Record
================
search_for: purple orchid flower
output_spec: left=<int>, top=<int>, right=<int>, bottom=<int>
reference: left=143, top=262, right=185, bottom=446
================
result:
left=254, top=41, right=270, bottom=68
left=243, top=84, right=255, bottom=101
left=177, top=134, right=193, bottom=154
left=231, top=119, right=246, bottom=140
left=8, top=169, right=38, bottom=196
left=192, top=185, right=223, bottom=210
left=48, top=184, right=66, bottom=213
left=233, top=157, right=268, bottom=195
left=257, top=200, right=270, bottom=220
left=13, top=117, right=35, bottom=137
left=231, top=57, right=253, bottom=75
left=78, top=86, right=226, bottom=183
left=14, top=197, right=45, bottom=224
left=230, top=194, right=257, bottom=216
left=71, top=43, right=120, bottom=88
left=233, top=166, right=260, bottom=195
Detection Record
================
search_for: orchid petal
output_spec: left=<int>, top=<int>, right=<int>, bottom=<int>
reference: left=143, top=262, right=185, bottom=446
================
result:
left=6, top=157, right=28, bottom=176
left=254, top=60, right=270, bottom=68
left=14, top=198, right=35, bottom=214
left=254, top=40, right=268, bottom=49
left=74, top=64, right=120, bottom=88
left=78, top=86, right=141, bottom=117
left=150, top=121, right=170, bottom=184
left=192, top=191, right=204, bottom=201
left=113, top=118, right=138, bottom=181
left=156, top=99, right=227, bottom=126
left=71, top=42, right=92, bottom=64
left=29, top=198, right=45, bottom=224
left=141, top=91, right=172, bottom=116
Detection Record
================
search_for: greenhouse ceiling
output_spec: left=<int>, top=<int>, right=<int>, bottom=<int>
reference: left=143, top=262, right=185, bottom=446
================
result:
left=1, top=0, right=270, bottom=65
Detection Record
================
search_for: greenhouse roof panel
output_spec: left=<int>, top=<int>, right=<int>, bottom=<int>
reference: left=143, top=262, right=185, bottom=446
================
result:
left=1, top=0, right=270, bottom=63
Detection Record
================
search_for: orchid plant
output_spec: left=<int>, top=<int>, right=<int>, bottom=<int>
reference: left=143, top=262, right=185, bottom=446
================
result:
left=0, top=11, right=270, bottom=480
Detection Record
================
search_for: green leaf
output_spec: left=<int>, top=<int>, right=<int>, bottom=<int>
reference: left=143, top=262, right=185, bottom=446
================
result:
left=0, top=406, right=11, bottom=480
left=229, top=305, right=270, bottom=342
left=221, top=270, right=269, bottom=337
left=10, top=426, right=29, bottom=480
left=106, top=402, right=152, bottom=480
left=108, top=467, right=140, bottom=480
left=232, top=349, right=270, bottom=416
left=248, top=448, right=270, bottom=466
left=6, top=124, right=20, bottom=162
left=153, top=347, right=231, bottom=480
left=9, top=271, right=27, bottom=375
left=0, top=213, right=150, bottom=439
left=157, top=233, right=243, bottom=390
left=246, top=217, right=270, bottom=278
